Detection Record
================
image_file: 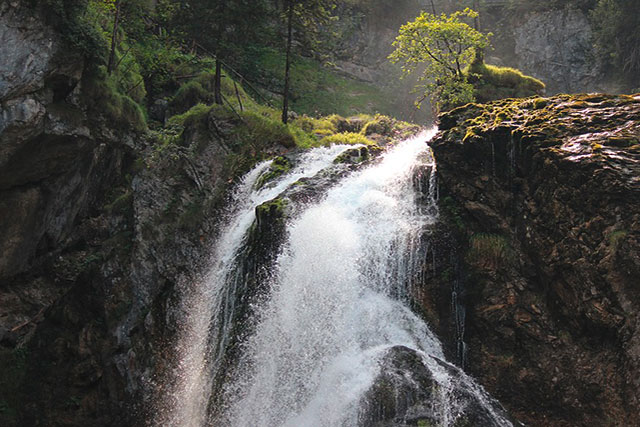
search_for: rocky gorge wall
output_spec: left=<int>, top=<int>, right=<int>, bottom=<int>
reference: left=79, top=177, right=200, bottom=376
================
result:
left=0, top=3, right=291, bottom=425
left=425, top=94, right=640, bottom=426
left=1, top=1, right=639, bottom=426
left=336, top=2, right=605, bottom=97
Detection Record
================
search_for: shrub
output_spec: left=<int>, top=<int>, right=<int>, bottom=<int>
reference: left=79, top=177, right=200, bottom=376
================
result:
left=166, top=103, right=213, bottom=127
left=171, top=81, right=212, bottom=114
left=240, top=112, right=297, bottom=149
left=82, top=66, right=146, bottom=131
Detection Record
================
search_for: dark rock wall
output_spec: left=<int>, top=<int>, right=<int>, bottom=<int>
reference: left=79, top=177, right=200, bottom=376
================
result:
left=428, top=94, right=640, bottom=426
left=0, top=3, right=289, bottom=425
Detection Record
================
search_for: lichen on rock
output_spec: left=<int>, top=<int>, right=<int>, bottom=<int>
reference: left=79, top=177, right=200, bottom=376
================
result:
left=428, top=93, right=640, bottom=426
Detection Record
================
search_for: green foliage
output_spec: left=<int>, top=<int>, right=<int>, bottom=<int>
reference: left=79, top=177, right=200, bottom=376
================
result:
left=171, top=81, right=212, bottom=115
left=466, top=59, right=545, bottom=103
left=30, top=0, right=109, bottom=62
left=237, top=47, right=401, bottom=117
left=239, top=112, right=297, bottom=149
left=256, top=197, right=289, bottom=217
left=361, top=115, right=393, bottom=136
left=255, top=157, right=292, bottom=190
left=82, top=66, right=146, bottom=131
left=591, top=0, right=640, bottom=82
left=166, top=103, right=213, bottom=128
left=322, top=132, right=374, bottom=146
left=389, top=8, right=491, bottom=112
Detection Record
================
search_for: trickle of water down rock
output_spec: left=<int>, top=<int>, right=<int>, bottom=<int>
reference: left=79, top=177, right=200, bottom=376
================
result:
left=158, top=130, right=514, bottom=427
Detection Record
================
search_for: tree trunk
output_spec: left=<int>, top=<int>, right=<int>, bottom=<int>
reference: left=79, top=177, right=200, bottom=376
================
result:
left=107, top=0, right=122, bottom=75
left=214, top=58, right=223, bottom=105
left=281, top=0, right=294, bottom=124
left=473, top=0, right=481, bottom=31
left=472, top=0, right=484, bottom=67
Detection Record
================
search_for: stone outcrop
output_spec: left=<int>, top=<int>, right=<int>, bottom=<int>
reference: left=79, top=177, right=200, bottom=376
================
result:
left=0, top=3, right=290, bottom=425
left=513, top=8, right=600, bottom=94
left=427, top=94, right=640, bottom=426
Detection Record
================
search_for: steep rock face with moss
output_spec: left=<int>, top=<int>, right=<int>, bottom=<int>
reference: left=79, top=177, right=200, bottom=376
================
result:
left=0, top=3, right=291, bottom=425
left=428, top=94, right=640, bottom=426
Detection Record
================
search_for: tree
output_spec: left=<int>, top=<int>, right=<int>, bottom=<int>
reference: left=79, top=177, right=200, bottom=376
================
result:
left=280, top=0, right=338, bottom=124
left=388, top=8, right=490, bottom=112
left=591, top=0, right=640, bottom=87
left=173, top=0, right=274, bottom=105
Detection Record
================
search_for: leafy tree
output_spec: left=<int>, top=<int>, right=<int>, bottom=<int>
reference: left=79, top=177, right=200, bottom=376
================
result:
left=389, top=8, right=490, bottom=112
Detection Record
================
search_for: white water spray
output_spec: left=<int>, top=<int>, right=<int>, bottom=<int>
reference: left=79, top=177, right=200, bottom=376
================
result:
left=159, top=130, right=512, bottom=427
left=155, top=144, right=355, bottom=427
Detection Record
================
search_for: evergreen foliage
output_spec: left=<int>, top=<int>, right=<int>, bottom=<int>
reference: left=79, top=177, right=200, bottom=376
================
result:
left=591, top=0, right=640, bottom=85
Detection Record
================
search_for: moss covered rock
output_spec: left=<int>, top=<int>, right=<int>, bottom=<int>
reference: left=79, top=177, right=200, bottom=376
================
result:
left=429, top=93, right=640, bottom=426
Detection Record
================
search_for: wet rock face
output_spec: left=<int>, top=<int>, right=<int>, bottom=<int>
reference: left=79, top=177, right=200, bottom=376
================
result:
left=360, top=346, right=511, bottom=427
left=513, top=8, right=600, bottom=93
left=430, top=94, right=640, bottom=426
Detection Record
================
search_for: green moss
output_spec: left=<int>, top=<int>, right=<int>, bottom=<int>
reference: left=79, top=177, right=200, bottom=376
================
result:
left=466, top=60, right=545, bottom=103
left=322, top=132, right=374, bottom=146
left=82, top=66, right=146, bottom=131
left=167, top=103, right=214, bottom=128
left=255, top=156, right=292, bottom=189
left=171, top=81, right=212, bottom=114
left=361, top=115, right=393, bottom=136
left=333, top=146, right=378, bottom=164
left=532, top=97, right=548, bottom=109
left=256, top=197, right=289, bottom=218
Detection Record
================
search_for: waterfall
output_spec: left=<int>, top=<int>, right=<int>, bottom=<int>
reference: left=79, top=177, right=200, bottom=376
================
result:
left=158, top=130, right=513, bottom=427
left=155, top=144, right=356, bottom=427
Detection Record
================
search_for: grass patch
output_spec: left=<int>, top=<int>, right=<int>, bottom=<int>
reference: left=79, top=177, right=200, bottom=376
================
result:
left=467, top=233, right=512, bottom=270
left=237, top=47, right=401, bottom=117
left=361, top=114, right=393, bottom=136
left=167, top=103, right=214, bottom=128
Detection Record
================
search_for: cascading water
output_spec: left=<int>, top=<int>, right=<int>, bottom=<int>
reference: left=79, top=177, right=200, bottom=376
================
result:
left=159, top=130, right=513, bottom=427
left=155, top=144, right=355, bottom=427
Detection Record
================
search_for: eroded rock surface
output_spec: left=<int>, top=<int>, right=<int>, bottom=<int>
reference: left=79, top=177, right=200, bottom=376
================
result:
left=429, top=94, right=640, bottom=426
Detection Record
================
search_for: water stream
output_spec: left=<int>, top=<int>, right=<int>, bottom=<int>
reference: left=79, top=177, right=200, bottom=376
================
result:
left=158, top=130, right=512, bottom=427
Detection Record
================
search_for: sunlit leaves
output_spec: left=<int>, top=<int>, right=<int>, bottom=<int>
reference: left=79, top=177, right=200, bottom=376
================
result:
left=389, top=8, right=490, bottom=112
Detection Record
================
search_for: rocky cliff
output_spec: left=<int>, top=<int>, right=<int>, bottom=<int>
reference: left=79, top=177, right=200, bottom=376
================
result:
left=0, top=3, right=292, bottom=425
left=427, top=94, right=640, bottom=426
